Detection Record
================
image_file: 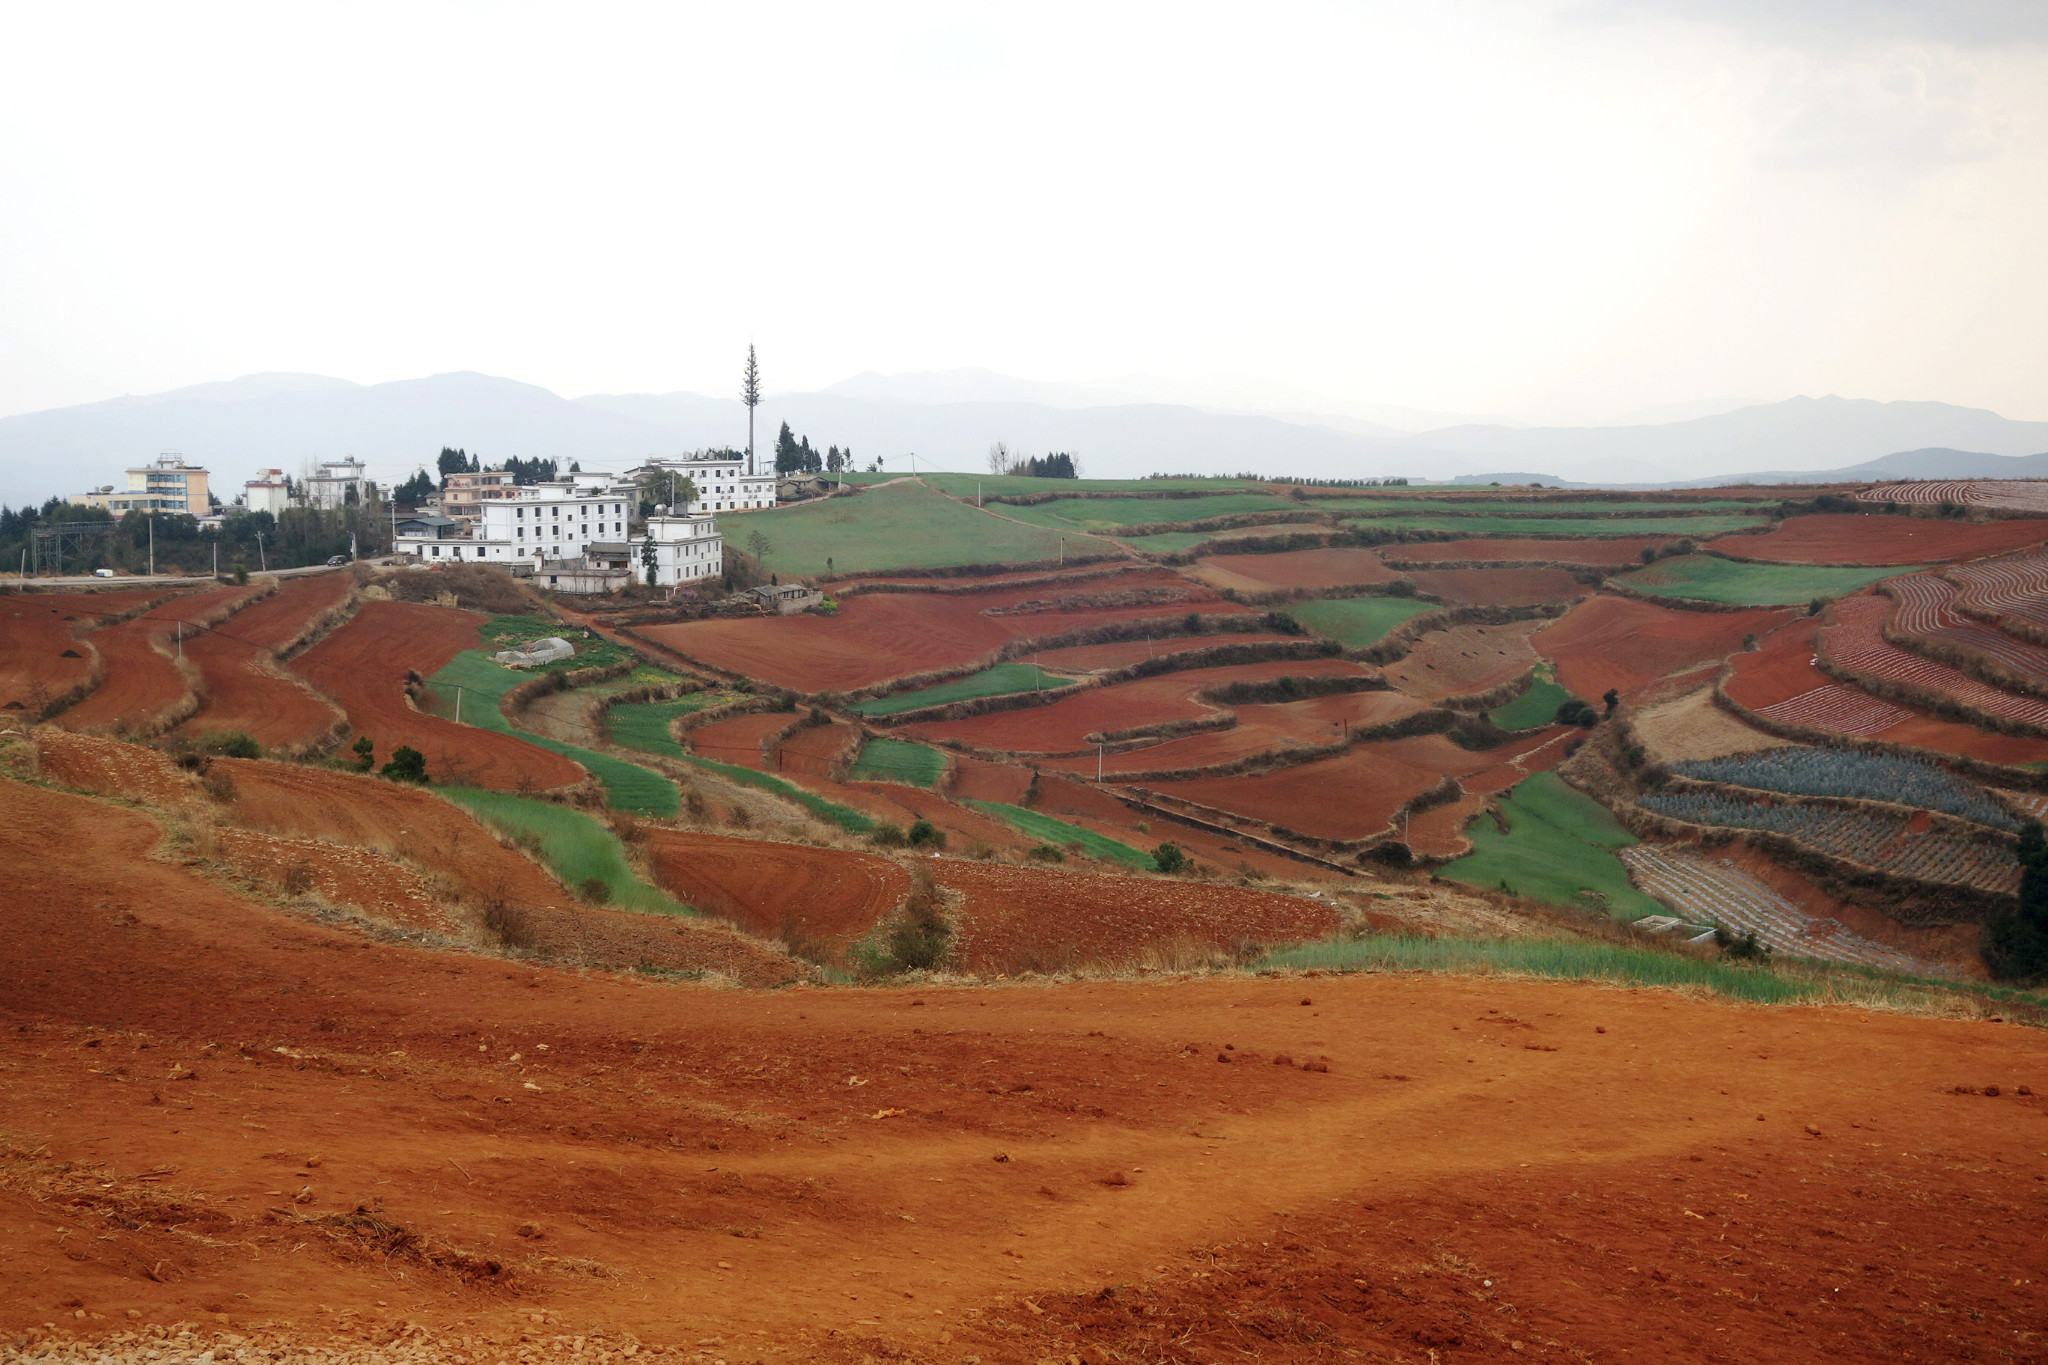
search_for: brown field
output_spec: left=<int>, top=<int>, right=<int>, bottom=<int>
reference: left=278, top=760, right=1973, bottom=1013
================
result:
left=1033, top=631, right=1291, bottom=670
left=1045, top=689, right=1431, bottom=777
left=1027, top=773, right=1319, bottom=881
left=1189, top=546, right=1395, bottom=593
left=1387, top=536, right=1674, bottom=565
left=1536, top=594, right=1795, bottom=703
left=291, top=600, right=585, bottom=791
left=56, top=584, right=260, bottom=733
left=1408, top=567, right=1591, bottom=606
left=775, top=717, right=860, bottom=776
left=31, top=726, right=200, bottom=805
left=689, top=711, right=797, bottom=770
left=642, top=569, right=1226, bottom=693
left=1631, top=686, right=1794, bottom=761
left=0, top=589, right=166, bottom=711
left=211, top=826, right=459, bottom=935
left=175, top=573, right=352, bottom=749
left=1381, top=620, right=1545, bottom=700
left=946, top=753, right=1035, bottom=803
left=904, top=657, right=1371, bottom=754
left=644, top=828, right=906, bottom=951
left=1708, top=513, right=2048, bottom=565
left=15, top=772, right=2044, bottom=1362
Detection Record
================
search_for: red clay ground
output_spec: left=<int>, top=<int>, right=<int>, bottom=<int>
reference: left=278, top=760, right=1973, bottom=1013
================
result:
left=1190, top=546, right=1394, bottom=593
left=9, top=773, right=2044, bottom=1363
left=641, top=569, right=1231, bottom=693
left=1029, top=771, right=1323, bottom=882
left=1045, top=689, right=1432, bottom=777
left=946, top=754, right=1036, bottom=803
left=56, top=584, right=262, bottom=733
left=643, top=828, right=907, bottom=951
left=291, top=599, right=585, bottom=791
left=1707, top=513, right=2048, bottom=565
left=1385, top=535, right=1675, bottom=566
left=1033, top=632, right=1292, bottom=670
left=1382, top=620, right=1545, bottom=700
left=1408, top=567, right=1591, bottom=606
left=1536, top=593, right=1795, bottom=704
left=775, top=717, right=860, bottom=776
left=175, top=573, right=352, bottom=750
left=689, top=711, right=798, bottom=770
left=0, top=588, right=169, bottom=712
left=904, top=657, right=1373, bottom=755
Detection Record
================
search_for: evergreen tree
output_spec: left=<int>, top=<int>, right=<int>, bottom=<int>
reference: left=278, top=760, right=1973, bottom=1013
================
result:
left=743, top=345, right=762, bottom=475
left=1984, top=820, right=2048, bottom=981
left=775, top=422, right=801, bottom=474
left=436, top=447, right=470, bottom=487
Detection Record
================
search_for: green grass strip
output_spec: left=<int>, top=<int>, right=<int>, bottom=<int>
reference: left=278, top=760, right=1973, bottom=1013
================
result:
left=425, top=648, right=678, bottom=817
left=847, top=738, right=946, bottom=787
left=1614, top=555, right=1922, bottom=606
left=606, top=694, right=725, bottom=759
left=439, top=787, right=692, bottom=916
left=959, top=799, right=1151, bottom=869
left=715, top=481, right=1114, bottom=577
left=996, top=491, right=1299, bottom=532
left=1339, top=514, right=1769, bottom=538
left=678, top=754, right=875, bottom=834
left=850, top=662, right=1072, bottom=716
left=1488, top=662, right=1575, bottom=731
left=921, top=474, right=1254, bottom=497
left=1285, top=596, right=1435, bottom=648
left=473, top=614, right=639, bottom=673
left=1438, top=772, right=1661, bottom=918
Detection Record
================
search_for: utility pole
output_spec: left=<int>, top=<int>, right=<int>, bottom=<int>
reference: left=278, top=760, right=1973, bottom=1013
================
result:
left=148, top=515, right=154, bottom=577
left=256, top=531, right=266, bottom=573
left=742, top=345, right=761, bottom=479
left=1098, top=743, right=1104, bottom=781
left=212, top=540, right=217, bottom=578
left=176, top=619, right=182, bottom=662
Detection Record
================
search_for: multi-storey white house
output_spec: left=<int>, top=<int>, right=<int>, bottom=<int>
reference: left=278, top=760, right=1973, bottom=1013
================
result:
left=243, top=469, right=291, bottom=515
left=305, top=457, right=373, bottom=510
left=640, top=513, right=723, bottom=585
left=631, top=453, right=775, bottom=512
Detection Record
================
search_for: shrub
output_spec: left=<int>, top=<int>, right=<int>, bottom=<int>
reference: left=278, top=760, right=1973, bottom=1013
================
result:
left=1554, top=698, right=1598, bottom=728
left=578, top=877, right=610, bottom=905
left=232, top=563, right=249, bottom=585
left=1363, top=841, right=1413, bottom=868
left=481, top=896, right=536, bottom=950
left=906, top=818, right=946, bottom=849
left=1183, top=611, right=1202, bottom=634
left=1152, top=841, right=1189, bottom=875
left=870, top=822, right=908, bottom=848
left=349, top=735, right=375, bottom=772
left=379, top=745, right=429, bottom=784
left=1807, top=597, right=1827, bottom=616
left=1602, top=688, right=1619, bottom=717
left=1983, top=821, right=2048, bottom=982
left=1263, top=610, right=1305, bottom=636
left=1026, top=843, right=1066, bottom=863
left=1714, top=926, right=1769, bottom=960
left=1385, top=577, right=1417, bottom=598
left=199, top=768, right=236, bottom=804
left=281, top=860, right=315, bottom=896
left=1639, top=545, right=1657, bottom=565
left=200, top=730, right=261, bottom=759
left=885, top=871, right=951, bottom=972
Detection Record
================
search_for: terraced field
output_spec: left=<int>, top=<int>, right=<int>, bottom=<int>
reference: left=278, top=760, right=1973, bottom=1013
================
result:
left=1885, top=573, right=2048, bottom=686
left=1823, top=593, right=2048, bottom=728
left=1946, top=546, right=2048, bottom=634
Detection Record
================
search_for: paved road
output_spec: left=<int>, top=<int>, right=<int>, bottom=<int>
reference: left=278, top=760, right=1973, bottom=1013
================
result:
left=9, top=559, right=393, bottom=591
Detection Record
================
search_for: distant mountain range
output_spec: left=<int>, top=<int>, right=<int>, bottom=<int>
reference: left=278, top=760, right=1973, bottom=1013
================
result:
left=0, top=370, right=2041, bottom=507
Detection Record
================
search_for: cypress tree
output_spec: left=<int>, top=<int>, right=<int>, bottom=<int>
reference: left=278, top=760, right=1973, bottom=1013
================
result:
left=1983, top=820, right=2048, bottom=980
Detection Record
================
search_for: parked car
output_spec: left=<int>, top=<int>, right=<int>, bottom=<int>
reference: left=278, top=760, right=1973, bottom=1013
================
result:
left=92, top=568, right=116, bottom=578
left=326, top=554, right=349, bottom=566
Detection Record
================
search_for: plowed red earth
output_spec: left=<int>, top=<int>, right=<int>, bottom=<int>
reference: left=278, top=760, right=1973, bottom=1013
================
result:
left=0, top=589, right=165, bottom=710
left=946, top=754, right=1036, bottom=803
left=291, top=600, right=584, bottom=791
left=644, top=828, right=906, bottom=950
left=1033, top=632, right=1292, bottom=670
left=904, top=658, right=1372, bottom=754
left=688, top=711, right=794, bottom=770
left=846, top=780, right=1042, bottom=853
left=775, top=717, right=859, bottom=776
left=32, top=726, right=197, bottom=805
left=1382, top=620, right=1544, bottom=700
left=212, top=827, right=458, bottom=935
left=641, top=569, right=1226, bottom=693
left=933, top=858, right=1337, bottom=974
left=1408, top=567, right=1591, bottom=605
left=1149, top=730, right=1565, bottom=843
left=176, top=573, right=351, bottom=749
left=1046, top=689, right=1431, bottom=776
left=57, top=584, right=260, bottom=733
left=1708, top=513, right=2048, bottom=565
left=1386, top=535, right=1675, bottom=565
left=14, top=774, right=2042, bottom=1363
left=1031, top=772, right=1320, bottom=881
left=1191, top=546, right=1393, bottom=592
left=1537, top=594, right=1794, bottom=703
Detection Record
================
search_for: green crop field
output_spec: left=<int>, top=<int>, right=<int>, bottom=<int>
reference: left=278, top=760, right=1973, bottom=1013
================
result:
left=847, top=738, right=946, bottom=787
left=921, top=473, right=1254, bottom=498
left=677, top=755, right=874, bottom=834
left=1488, top=662, right=1576, bottom=731
left=717, top=482, right=1112, bottom=576
left=1117, top=524, right=1311, bottom=553
left=996, top=492, right=1301, bottom=533
left=425, top=648, right=679, bottom=816
left=1615, top=555, right=1921, bottom=605
left=1339, top=514, right=1768, bottom=538
left=849, top=662, right=1074, bottom=716
left=1438, top=772, right=1661, bottom=918
left=1284, top=596, right=1435, bottom=647
left=438, top=788, right=692, bottom=916
left=605, top=692, right=726, bottom=758
left=1332, top=499, right=1773, bottom=516
left=959, top=799, right=1151, bottom=868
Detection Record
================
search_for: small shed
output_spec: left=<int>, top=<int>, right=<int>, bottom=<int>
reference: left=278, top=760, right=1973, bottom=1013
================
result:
left=747, top=583, right=823, bottom=615
left=494, top=637, right=575, bottom=668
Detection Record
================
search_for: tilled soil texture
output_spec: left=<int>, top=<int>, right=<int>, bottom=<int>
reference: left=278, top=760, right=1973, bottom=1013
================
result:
left=903, top=658, right=1374, bottom=755
left=0, top=589, right=165, bottom=712
left=1408, top=567, right=1591, bottom=606
left=1189, top=546, right=1395, bottom=593
left=1029, top=772, right=1321, bottom=882
left=689, top=711, right=798, bottom=770
left=291, top=600, right=585, bottom=792
left=1033, top=632, right=1293, bottom=671
left=211, top=827, right=459, bottom=935
left=945, top=754, right=1036, bottom=803
left=32, top=726, right=199, bottom=805
left=175, top=572, right=352, bottom=750
left=56, top=584, right=263, bottom=734
left=1044, top=689, right=1432, bottom=777
left=644, top=828, right=907, bottom=952
left=776, top=718, right=860, bottom=777
left=1387, top=535, right=1676, bottom=565
left=1382, top=620, right=1546, bottom=701
left=1723, top=618, right=2048, bottom=763
left=1709, top=513, right=2048, bottom=565
left=1536, top=594, right=1795, bottom=705
left=10, top=774, right=2046, bottom=1364
left=640, top=568, right=1229, bottom=693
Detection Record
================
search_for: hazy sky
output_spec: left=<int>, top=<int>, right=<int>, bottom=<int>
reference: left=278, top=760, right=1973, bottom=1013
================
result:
left=2, top=1, right=2044, bottom=424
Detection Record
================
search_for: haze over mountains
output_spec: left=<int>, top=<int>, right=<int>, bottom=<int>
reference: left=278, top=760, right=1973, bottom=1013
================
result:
left=1, top=370, right=2043, bottom=508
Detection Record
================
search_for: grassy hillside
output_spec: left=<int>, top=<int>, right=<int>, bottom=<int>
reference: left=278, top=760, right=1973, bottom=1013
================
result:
left=921, top=473, right=1254, bottom=498
left=1615, top=556, right=1918, bottom=605
left=1438, top=772, right=1661, bottom=918
left=717, top=482, right=1113, bottom=576
left=1341, top=514, right=1768, bottom=538
left=959, top=799, right=1152, bottom=868
left=849, top=662, right=1075, bottom=716
left=847, top=738, right=946, bottom=787
left=1285, top=596, right=1435, bottom=647
left=440, top=788, right=691, bottom=915
left=998, top=491, right=1300, bottom=532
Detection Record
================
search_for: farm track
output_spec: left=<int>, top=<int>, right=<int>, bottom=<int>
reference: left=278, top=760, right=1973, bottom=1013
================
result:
left=1620, top=845, right=1950, bottom=974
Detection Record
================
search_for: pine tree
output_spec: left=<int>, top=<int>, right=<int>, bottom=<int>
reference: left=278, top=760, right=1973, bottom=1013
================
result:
left=775, top=422, right=801, bottom=474
left=742, top=345, right=761, bottom=476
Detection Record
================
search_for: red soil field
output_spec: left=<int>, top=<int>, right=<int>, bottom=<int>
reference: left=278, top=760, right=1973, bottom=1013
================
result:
left=291, top=600, right=585, bottom=791
left=1149, top=729, right=1565, bottom=844
left=934, top=858, right=1337, bottom=974
left=905, top=657, right=1371, bottom=754
left=1707, top=513, right=2048, bottom=565
left=689, top=710, right=796, bottom=770
left=1824, top=592, right=2048, bottom=728
left=1382, top=620, right=1544, bottom=700
left=31, top=726, right=197, bottom=806
left=1386, top=536, right=1674, bottom=565
left=175, top=573, right=351, bottom=750
left=212, top=826, right=459, bottom=935
left=7, top=775, right=2046, bottom=1361
left=643, top=569, right=1231, bottom=693
left=1408, top=566, right=1590, bottom=605
left=644, top=828, right=906, bottom=950
left=1033, top=631, right=1291, bottom=670
left=846, top=780, right=1041, bottom=853
left=1020, top=772, right=1322, bottom=881
left=1190, top=546, right=1394, bottom=593
left=1536, top=593, right=1794, bottom=703
left=0, top=589, right=166, bottom=711
left=946, top=753, right=1035, bottom=803
left=56, top=583, right=260, bottom=733
left=775, top=716, right=859, bottom=776
left=1046, top=689, right=1431, bottom=777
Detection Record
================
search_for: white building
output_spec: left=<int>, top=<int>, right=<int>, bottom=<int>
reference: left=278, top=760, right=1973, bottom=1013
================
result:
left=640, top=514, right=723, bottom=585
left=244, top=469, right=291, bottom=515
left=390, top=472, right=724, bottom=587
left=305, top=457, right=373, bottom=510
left=632, top=454, right=775, bottom=512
